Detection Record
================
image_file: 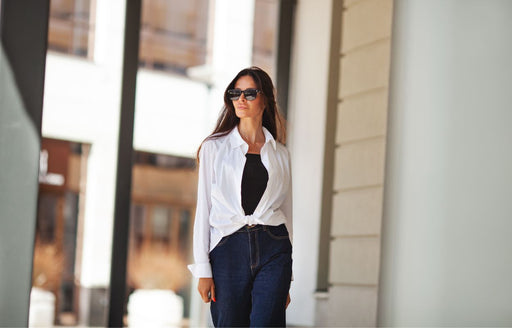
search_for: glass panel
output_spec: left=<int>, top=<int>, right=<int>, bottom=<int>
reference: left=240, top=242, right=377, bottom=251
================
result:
left=139, top=0, right=209, bottom=75
left=151, top=206, right=171, bottom=244
left=127, top=152, right=196, bottom=326
left=253, top=0, right=280, bottom=79
left=178, top=209, right=192, bottom=257
left=128, top=0, right=282, bottom=326
left=36, top=193, right=58, bottom=243
left=130, top=203, right=146, bottom=253
left=32, top=0, right=126, bottom=326
left=60, top=191, right=79, bottom=317
left=48, top=0, right=93, bottom=57
left=32, top=139, right=88, bottom=327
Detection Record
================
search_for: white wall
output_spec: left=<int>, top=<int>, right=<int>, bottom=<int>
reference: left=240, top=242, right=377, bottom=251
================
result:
left=379, top=0, right=512, bottom=325
left=286, top=0, right=332, bottom=325
left=133, top=71, right=210, bottom=157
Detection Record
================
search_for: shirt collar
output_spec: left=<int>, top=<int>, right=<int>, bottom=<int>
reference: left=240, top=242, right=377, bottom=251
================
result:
left=229, top=126, right=277, bottom=151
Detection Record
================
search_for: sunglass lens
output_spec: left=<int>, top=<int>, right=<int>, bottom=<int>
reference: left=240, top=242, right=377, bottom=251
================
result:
left=228, top=89, right=242, bottom=100
left=244, top=89, right=258, bottom=100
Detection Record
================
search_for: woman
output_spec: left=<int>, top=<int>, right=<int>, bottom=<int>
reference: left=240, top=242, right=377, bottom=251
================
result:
left=188, top=67, right=293, bottom=327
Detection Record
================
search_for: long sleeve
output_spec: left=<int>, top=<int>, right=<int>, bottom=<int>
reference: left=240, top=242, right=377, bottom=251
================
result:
left=281, top=148, right=293, bottom=244
left=188, top=141, right=215, bottom=278
left=281, top=148, right=293, bottom=281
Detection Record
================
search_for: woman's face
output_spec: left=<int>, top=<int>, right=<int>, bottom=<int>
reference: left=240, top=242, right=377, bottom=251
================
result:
left=232, top=75, right=265, bottom=121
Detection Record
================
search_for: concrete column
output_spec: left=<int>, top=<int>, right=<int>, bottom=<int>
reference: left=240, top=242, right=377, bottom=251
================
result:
left=287, top=0, right=333, bottom=325
left=0, top=1, right=49, bottom=325
left=378, top=0, right=512, bottom=326
left=0, top=43, right=41, bottom=328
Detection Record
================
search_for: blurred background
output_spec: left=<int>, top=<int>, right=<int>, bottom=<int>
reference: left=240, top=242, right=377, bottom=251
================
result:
left=32, top=0, right=279, bottom=326
left=1, top=0, right=512, bottom=327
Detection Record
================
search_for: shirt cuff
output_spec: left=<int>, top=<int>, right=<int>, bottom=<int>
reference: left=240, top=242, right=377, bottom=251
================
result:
left=188, top=262, right=213, bottom=278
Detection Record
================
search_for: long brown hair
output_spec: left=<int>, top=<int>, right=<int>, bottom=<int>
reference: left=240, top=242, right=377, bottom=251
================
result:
left=196, top=66, right=286, bottom=162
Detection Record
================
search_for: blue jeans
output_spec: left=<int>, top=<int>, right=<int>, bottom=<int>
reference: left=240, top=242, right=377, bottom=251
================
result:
left=209, top=224, right=292, bottom=327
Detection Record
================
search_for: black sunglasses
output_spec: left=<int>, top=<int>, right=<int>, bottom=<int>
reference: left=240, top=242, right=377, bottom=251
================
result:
left=227, top=88, right=261, bottom=101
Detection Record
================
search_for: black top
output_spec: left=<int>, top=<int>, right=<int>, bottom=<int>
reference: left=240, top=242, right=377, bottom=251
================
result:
left=241, top=153, right=269, bottom=215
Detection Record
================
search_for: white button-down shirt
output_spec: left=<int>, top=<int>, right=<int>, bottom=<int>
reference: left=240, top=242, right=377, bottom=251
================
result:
left=188, top=127, right=293, bottom=278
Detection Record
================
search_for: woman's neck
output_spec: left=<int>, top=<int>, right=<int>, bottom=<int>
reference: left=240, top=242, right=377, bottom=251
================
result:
left=238, top=119, right=265, bottom=145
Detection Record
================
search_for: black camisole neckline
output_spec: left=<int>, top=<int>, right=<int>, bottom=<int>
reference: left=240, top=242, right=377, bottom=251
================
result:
left=241, top=153, right=268, bottom=215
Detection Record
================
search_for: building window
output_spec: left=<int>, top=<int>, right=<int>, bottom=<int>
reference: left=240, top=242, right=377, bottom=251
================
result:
left=33, top=138, right=88, bottom=326
left=47, top=0, right=94, bottom=57
left=139, top=0, right=209, bottom=75
left=127, top=151, right=197, bottom=318
left=252, top=0, right=279, bottom=79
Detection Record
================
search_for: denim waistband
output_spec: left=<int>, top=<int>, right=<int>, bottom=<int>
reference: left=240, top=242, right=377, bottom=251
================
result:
left=236, top=224, right=284, bottom=233
left=236, top=224, right=262, bottom=232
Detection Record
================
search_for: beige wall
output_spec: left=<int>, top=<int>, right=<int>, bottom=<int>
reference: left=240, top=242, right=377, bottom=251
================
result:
left=378, top=1, right=512, bottom=325
left=317, top=0, right=393, bottom=326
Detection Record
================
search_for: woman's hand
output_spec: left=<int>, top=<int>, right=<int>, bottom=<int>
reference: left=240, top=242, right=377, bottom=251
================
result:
left=286, top=292, right=291, bottom=309
left=198, top=277, right=216, bottom=303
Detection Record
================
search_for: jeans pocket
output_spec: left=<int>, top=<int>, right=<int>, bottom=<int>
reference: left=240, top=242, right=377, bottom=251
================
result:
left=265, top=224, right=289, bottom=240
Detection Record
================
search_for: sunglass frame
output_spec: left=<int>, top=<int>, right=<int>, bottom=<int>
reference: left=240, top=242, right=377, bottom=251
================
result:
left=227, top=88, right=261, bottom=101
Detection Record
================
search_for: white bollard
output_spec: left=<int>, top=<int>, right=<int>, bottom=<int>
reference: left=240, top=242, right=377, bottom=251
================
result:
left=29, top=287, right=56, bottom=327
left=128, top=289, right=184, bottom=327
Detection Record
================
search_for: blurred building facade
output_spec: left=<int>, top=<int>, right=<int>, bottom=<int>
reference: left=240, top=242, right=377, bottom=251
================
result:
left=2, top=0, right=512, bottom=327
left=38, top=0, right=285, bottom=326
